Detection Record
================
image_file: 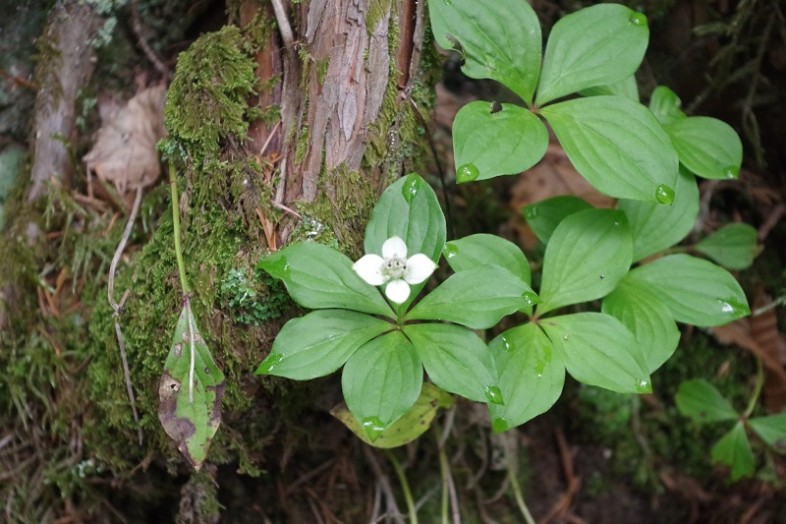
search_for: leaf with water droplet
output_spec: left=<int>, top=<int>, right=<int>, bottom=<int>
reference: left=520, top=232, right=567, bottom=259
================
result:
left=619, top=167, right=699, bottom=261
left=342, top=331, right=423, bottom=441
left=625, top=254, right=750, bottom=326
left=541, top=313, right=650, bottom=394
left=536, top=4, right=648, bottom=104
left=492, top=417, right=510, bottom=433
left=330, top=383, right=454, bottom=448
left=453, top=101, right=548, bottom=182
left=664, top=116, right=742, bottom=181
left=158, top=299, right=225, bottom=471
left=488, top=323, right=565, bottom=429
left=695, top=223, right=758, bottom=270
left=542, top=96, right=678, bottom=201
left=405, top=323, right=498, bottom=404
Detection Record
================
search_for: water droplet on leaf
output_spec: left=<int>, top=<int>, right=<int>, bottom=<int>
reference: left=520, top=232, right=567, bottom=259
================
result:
left=401, top=174, right=421, bottom=203
left=492, top=417, right=509, bottom=433
left=443, top=243, right=459, bottom=259
left=628, top=12, right=647, bottom=26
left=258, top=353, right=285, bottom=374
left=524, top=205, right=538, bottom=219
left=636, top=379, right=651, bottom=393
left=500, top=335, right=511, bottom=351
left=723, top=165, right=739, bottom=179
left=655, top=184, right=675, bottom=205
left=484, top=385, right=504, bottom=405
left=563, top=334, right=569, bottom=341
left=362, top=416, right=386, bottom=441
left=522, top=292, right=539, bottom=306
left=717, top=298, right=748, bottom=316
left=456, top=163, right=480, bottom=183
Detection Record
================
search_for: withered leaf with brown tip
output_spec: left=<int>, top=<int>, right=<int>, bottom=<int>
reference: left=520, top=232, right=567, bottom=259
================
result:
left=158, top=299, right=225, bottom=470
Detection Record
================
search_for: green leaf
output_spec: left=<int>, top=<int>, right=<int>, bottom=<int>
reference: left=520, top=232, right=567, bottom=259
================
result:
left=540, top=312, right=650, bottom=394
left=330, top=383, right=454, bottom=449
left=626, top=254, right=750, bottom=326
left=541, top=96, right=679, bottom=201
left=488, top=323, right=565, bottom=431
left=648, top=85, right=686, bottom=126
left=406, top=266, right=532, bottom=329
left=342, top=331, right=423, bottom=440
left=748, top=414, right=786, bottom=451
left=523, top=195, right=592, bottom=245
left=602, top=280, right=680, bottom=373
left=429, top=0, right=541, bottom=104
left=364, top=173, right=446, bottom=263
left=452, top=101, right=548, bottom=182
left=579, top=74, right=639, bottom=102
left=256, top=310, right=392, bottom=380
left=675, top=379, right=738, bottom=424
left=695, top=223, right=759, bottom=270
left=618, top=167, right=699, bottom=261
left=444, top=233, right=530, bottom=285
left=538, top=208, right=632, bottom=315
left=711, top=422, right=755, bottom=481
left=536, top=4, right=649, bottom=105
left=158, top=300, right=225, bottom=471
left=404, top=323, right=498, bottom=404
left=665, top=116, right=743, bottom=180
left=259, top=242, right=394, bottom=318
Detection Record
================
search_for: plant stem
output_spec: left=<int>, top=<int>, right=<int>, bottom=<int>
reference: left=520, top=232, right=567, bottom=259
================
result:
left=169, top=162, right=190, bottom=294
left=504, top=438, right=535, bottom=524
left=743, top=357, right=765, bottom=419
left=386, top=450, right=418, bottom=524
left=434, top=427, right=449, bottom=524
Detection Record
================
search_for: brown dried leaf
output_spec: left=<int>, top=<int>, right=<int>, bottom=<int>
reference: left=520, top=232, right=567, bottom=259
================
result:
left=751, top=293, right=786, bottom=412
left=83, top=85, right=166, bottom=195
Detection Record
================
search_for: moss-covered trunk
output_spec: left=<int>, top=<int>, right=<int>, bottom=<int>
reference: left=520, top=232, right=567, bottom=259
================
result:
left=0, top=0, right=435, bottom=521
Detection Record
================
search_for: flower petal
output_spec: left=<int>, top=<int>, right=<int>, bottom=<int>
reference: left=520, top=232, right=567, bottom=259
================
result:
left=382, top=236, right=407, bottom=260
left=404, top=254, right=438, bottom=285
left=385, top=279, right=411, bottom=304
left=353, top=254, right=386, bottom=286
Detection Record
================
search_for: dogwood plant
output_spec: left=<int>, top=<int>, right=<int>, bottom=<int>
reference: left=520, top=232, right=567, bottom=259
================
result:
left=257, top=174, right=531, bottom=443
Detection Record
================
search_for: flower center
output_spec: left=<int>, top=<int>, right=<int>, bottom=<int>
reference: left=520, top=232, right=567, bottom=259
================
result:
left=382, top=255, right=407, bottom=279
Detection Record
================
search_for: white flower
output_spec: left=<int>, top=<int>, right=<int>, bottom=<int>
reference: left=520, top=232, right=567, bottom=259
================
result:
left=353, top=236, right=438, bottom=304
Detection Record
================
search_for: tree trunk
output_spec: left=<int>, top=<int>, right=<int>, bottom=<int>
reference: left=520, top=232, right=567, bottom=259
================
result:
left=0, top=0, right=434, bottom=521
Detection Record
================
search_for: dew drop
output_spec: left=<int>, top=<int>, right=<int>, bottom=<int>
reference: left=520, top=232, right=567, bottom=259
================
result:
left=500, top=335, right=511, bottom=351
left=492, top=417, right=510, bottom=433
left=636, top=379, right=651, bottom=393
left=484, top=385, right=504, bottom=405
left=257, top=353, right=285, bottom=374
left=563, top=334, right=569, bottom=341
left=534, top=359, right=546, bottom=375
left=443, top=243, right=459, bottom=259
left=522, top=291, right=539, bottom=306
left=362, top=416, right=386, bottom=441
left=401, top=174, right=421, bottom=203
left=655, top=184, right=675, bottom=205
left=628, top=12, right=647, bottom=26
left=524, top=205, right=538, bottom=220
left=443, top=0, right=452, bottom=5
left=717, top=298, right=749, bottom=316
left=456, top=163, right=480, bottom=183
left=723, top=165, right=739, bottom=179
left=599, top=273, right=605, bottom=280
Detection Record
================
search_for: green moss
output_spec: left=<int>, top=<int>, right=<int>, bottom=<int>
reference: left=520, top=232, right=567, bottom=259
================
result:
left=366, top=0, right=392, bottom=34
left=163, top=26, right=257, bottom=161
left=316, top=58, right=330, bottom=85
left=294, top=125, right=310, bottom=165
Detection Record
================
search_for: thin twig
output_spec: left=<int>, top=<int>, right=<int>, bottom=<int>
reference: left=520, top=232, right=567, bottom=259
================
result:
left=130, top=0, right=169, bottom=78
left=107, top=186, right=145, bottom=446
